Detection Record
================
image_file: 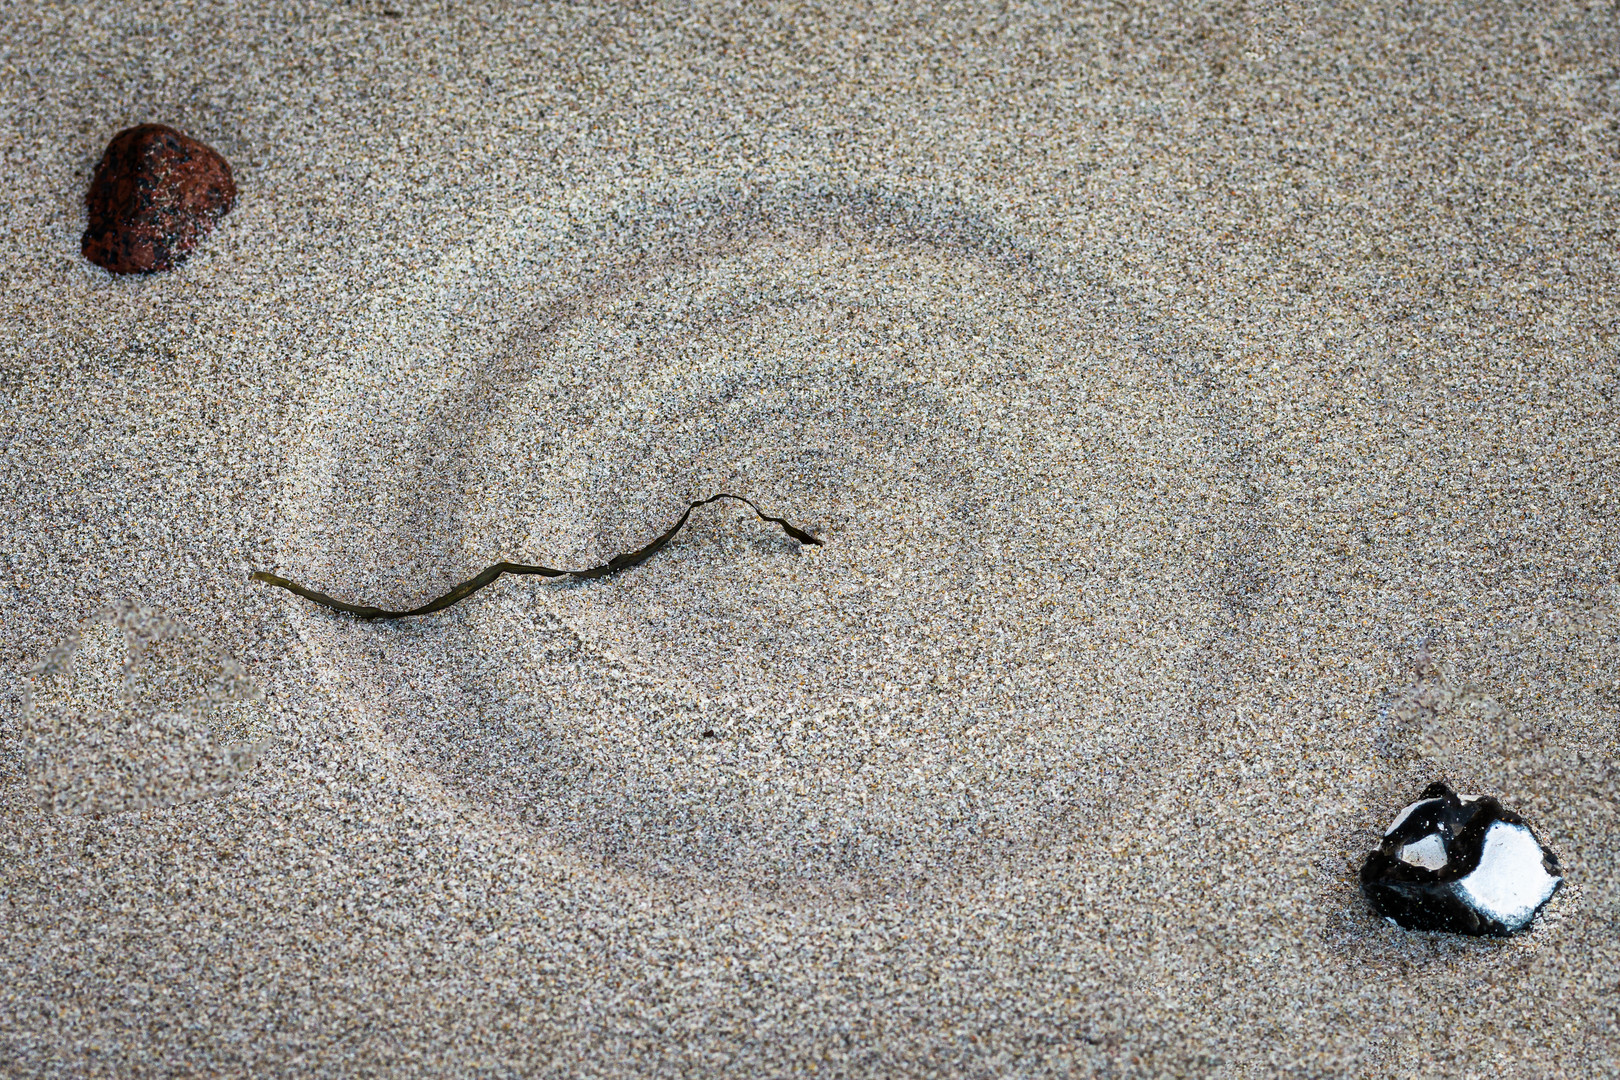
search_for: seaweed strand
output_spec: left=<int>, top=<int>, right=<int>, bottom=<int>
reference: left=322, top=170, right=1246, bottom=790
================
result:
left=251, top=493, right=821, bottom=621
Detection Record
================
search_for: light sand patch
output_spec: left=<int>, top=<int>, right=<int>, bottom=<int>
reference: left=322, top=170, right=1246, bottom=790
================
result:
left=17, top=601, right=264, bottom=815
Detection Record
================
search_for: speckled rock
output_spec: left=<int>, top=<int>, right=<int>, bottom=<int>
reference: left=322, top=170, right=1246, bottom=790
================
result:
left=1360, top=781, right=1562, bottom=936
left=81, top=124, right=236, bottom=274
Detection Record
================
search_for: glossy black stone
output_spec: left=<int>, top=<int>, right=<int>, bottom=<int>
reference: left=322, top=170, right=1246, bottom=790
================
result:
left=1360, top=781, right=1561, bottom=936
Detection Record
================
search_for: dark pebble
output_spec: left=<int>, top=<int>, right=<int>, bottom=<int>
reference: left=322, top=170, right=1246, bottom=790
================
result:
left=81, top=124, right=236, bottom=274
left=1360, top=780, right=1561, bottom=936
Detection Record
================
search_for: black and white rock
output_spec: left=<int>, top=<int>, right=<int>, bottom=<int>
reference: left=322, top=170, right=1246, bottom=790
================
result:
left=1360, top=781, right=1562, bottom=936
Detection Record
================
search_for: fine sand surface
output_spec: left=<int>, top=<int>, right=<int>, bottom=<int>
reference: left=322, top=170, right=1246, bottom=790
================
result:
left=1, top=2, right=1617, bottom=1076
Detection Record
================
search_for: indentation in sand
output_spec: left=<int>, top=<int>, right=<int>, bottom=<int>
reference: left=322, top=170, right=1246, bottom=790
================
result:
left=278, top=187, right=1231, bottom=893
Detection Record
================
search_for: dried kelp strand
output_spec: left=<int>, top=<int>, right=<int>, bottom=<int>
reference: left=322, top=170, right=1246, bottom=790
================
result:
left=251, top=493, right=822, bottom=620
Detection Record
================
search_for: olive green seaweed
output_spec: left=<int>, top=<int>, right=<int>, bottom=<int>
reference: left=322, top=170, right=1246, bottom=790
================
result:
left=251, top=493, right=822, bottom=621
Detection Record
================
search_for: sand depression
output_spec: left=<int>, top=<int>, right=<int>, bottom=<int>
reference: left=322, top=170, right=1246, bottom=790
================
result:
left=272, top=187, right=1232, bottom=895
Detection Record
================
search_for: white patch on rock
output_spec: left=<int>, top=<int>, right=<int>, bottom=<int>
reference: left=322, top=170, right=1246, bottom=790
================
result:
left=1454, top=822, right=1559, bottom=931
left=1385, top=798, right=1439, bottom=836
left=1397, top=833, right=1448, bottom=870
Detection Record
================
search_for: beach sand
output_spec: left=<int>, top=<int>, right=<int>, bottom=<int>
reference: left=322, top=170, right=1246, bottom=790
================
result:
left=1, top=2, right=1616, bottom=1075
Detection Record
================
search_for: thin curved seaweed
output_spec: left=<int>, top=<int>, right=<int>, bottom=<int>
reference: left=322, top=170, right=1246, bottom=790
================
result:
left=250, top=493, right=822, bottom=621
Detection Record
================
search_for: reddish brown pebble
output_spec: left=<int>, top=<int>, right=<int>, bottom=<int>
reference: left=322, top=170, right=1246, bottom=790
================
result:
left=81, top=124, right=236, bottom=274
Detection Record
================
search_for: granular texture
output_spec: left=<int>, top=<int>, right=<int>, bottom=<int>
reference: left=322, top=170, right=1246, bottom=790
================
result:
left=3, top=2, right=1618, bottom=1075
